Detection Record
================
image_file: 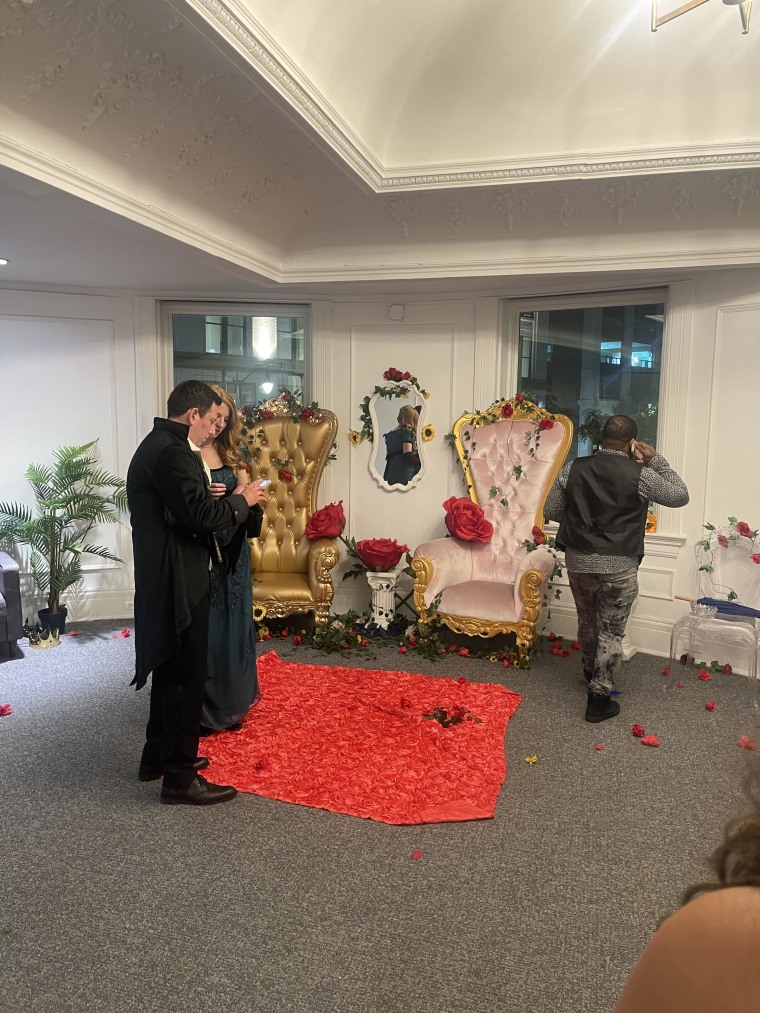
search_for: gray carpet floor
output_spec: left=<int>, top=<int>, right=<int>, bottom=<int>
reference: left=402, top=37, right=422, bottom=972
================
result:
left=1, top=622, right=757, bottom=1013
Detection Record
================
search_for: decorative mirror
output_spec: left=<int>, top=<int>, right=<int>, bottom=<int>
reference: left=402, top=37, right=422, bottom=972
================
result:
left=349, top=368, right=434, bottom=493
left=369, top=384, right=426, bottom=491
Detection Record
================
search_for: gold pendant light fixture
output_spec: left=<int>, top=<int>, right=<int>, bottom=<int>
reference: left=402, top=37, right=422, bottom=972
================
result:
left=652, top=0, right=752, bottom=33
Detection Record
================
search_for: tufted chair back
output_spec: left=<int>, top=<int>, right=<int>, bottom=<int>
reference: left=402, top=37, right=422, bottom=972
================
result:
left=242, top=393, right=339, bottom=627
left=461, top=414, right=570, bottom=585
left=412, top=399, right=572, bottom=652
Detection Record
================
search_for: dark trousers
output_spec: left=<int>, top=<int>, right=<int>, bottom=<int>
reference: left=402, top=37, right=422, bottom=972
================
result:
left=140, top=591, right=210, bottom=789
left=568, top=569, right=638, bottom=696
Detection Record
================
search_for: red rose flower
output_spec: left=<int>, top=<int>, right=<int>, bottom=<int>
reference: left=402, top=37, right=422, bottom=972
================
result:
left=706, top=700, right=716, bottom=711
left=305, top=501, right=346, bottom=540
left=631, top=724, right=645, bottom=738
left=398, top=646, right=407, bottom=654
left=515, top=393, right=524, bottom=402
left=572, top=641, right=581, bottom=650
left=502, top=658, right=510, bottom=668
left=661, top=666, right=669, bottom=676
left=717, top=534, right=729, bottom=548
left=411, top=850, right=422, bottom=860
left=723, top=663, right=733, bottom=674
left=280, top=629, right=289, bottom=638
left=737, top=521, right=752, bottom=537
left=752, top=555, right=760, bottom=565
left=293, top=635, right=302, bottom=645
left=534, top=533, right=546, bottom=545
left=282, top=393, right=292, bottom=402
left=260, top=410, right=275, bottom=419
left=501, top=404, right=514, bottom=418
left=402, top=371, right=411, bottom=380
left=538, top=418, right=554, bottom=430
left=458, top=648, right=469, bottom=657
left=698, top=669, right=712, bottom=681
left=300, top=407, right=314, bottom=420
left=442, top=496, right=493, bottom=543
left=280, top=469, right=293, bottom=483
left=0, top=704, right=12, bottom=717
left=356, top=537, right=409, bottom=571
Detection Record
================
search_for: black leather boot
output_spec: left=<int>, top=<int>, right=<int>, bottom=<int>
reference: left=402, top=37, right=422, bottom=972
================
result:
left=585, top=691, right=620, bottom=723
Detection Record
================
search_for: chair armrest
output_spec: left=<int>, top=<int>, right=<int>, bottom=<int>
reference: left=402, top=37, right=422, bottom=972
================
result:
left=513, top=547, right=555, bottom=616
left=307, top=539, right=340, bottom=602
left=413, top=538, right=474, bottom=606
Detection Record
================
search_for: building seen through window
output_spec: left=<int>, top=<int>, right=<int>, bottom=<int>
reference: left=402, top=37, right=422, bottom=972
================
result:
left=513, top=296, right=664, bottom=461
left=170, top=307, right=308, bottom=407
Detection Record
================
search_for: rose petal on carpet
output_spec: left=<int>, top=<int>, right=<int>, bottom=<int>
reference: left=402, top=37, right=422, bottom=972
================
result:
left=199, top=650, right=521, bottom=825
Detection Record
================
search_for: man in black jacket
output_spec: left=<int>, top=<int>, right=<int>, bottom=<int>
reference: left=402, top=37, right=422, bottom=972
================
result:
left=127, top=380, right=266, bottom=804
left=545, top=415, right=688, bottom=723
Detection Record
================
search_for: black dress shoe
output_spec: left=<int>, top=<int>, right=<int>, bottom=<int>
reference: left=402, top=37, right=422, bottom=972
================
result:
left=137, top=756, right=210, bottom=782
left=160, top=774, right=237, bottom=806
left=585, top=691, right=620, bottom=724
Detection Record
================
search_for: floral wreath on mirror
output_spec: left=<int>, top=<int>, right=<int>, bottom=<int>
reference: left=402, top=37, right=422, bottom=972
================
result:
left=697, top=517, right=760, bottom=602
left=348, top=367, right=432, bottom=445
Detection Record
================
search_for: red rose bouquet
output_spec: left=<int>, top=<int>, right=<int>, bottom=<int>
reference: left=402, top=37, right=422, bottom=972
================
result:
left=355, top=537, right=409, bottom=571
left=442, top=497, right=493, bottom=543
left=305, top=501, right=346, bottom=540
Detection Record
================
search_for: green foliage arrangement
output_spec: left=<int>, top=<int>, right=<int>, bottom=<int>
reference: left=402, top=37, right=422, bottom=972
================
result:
left=0, top=441, right=127, bottom=616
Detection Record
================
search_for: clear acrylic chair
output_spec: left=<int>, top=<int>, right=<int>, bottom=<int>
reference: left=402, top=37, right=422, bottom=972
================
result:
left=667, top=524, right=760, bottom=711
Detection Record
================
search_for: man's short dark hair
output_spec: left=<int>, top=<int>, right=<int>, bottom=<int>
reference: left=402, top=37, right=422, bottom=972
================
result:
left=166, top=380, right=221, bottom=419
left=601, top=415, right=638, bottom=443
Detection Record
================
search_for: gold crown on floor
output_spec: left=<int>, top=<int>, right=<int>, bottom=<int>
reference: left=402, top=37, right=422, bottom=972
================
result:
left=23, top=618, right=61, bottom=649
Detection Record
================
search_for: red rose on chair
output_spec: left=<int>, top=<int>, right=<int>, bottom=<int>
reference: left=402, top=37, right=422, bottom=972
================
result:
left=443, top=497, right=494, bottom=543
left=280, top=469, right=293, bottom=483
left=259, top=410, right=275, bottom=419
left=538, top=418, right=554, bottom=430
left=355, top=538, right=409, bottom=571
left=737, top=521, right=752, bottom=537
left=305, top=501, right=346, bottom=540
left=717, top=534, right=729, bottom=548
left=501, top=404, right=514, bottom=419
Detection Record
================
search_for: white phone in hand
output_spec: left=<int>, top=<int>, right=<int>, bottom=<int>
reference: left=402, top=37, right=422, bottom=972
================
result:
left=630, top=439, right=644, bottom=463
left=259, top=479, right=271, bottom=487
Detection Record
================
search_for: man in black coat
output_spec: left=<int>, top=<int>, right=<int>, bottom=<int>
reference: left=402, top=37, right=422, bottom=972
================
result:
left=127, top=380, right=267, bottom=805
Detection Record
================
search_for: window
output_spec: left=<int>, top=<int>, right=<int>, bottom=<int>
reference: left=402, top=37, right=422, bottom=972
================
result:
left=169, top=304, right=309, bottom=407
left=507, top=292, right=665, bottom=461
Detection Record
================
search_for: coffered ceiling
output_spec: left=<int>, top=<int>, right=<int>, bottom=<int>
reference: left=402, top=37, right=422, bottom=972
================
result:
left=1, top=0, right=759, bottom=290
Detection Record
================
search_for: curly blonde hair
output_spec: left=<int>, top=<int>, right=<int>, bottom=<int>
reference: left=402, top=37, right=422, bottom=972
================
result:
left=208, top=383, right=245, bottom=473
left=396, top=405, right=419, bottom=432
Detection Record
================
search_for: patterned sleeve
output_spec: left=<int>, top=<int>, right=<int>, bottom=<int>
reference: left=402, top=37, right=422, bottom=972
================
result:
left=638, top=454, right=689, bottom=508
left=544, top=461, right=572, bottom=523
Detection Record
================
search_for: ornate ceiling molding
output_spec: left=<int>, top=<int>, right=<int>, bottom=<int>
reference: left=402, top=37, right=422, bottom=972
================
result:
left=171, top=0, right=760, bottom=193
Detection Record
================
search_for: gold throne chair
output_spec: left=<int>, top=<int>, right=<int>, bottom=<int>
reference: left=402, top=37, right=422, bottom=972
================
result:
left=412, top=399, right=572, bottom=654
left=243, top=394, right=339, bottom=628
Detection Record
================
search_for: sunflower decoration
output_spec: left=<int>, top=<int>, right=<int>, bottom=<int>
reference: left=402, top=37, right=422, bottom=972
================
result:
left=252, top=604, right=267, bottom=622
left=348, top=430, right=365, bottom=445
left=421, top=423, right=436, bottom=442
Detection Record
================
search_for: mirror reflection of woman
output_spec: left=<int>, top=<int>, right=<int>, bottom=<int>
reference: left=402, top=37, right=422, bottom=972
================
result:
left=383, top=405, right=421, bottom=486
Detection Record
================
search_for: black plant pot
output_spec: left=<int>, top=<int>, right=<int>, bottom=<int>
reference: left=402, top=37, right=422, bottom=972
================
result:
left=38, top=606, right=68, bottom=634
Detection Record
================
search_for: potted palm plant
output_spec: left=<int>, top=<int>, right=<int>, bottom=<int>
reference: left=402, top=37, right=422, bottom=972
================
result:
left=0, top=441, right=127, bottom=635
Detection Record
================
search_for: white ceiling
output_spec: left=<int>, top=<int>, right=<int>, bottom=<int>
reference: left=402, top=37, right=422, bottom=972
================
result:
left=1, top=0, right=759, bottom=292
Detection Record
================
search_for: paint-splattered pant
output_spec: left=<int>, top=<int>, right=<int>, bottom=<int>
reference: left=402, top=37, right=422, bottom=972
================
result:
left=567, top=568, right=639, bottom=696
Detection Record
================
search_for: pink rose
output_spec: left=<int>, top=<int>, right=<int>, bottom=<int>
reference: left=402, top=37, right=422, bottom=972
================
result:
left=717, top=534, right=729, bottom=548
left=442, top=496, right=493, bottom=543
left=752, top=555, right=760, bottom=565
left=305, top=501, right=346, bottom=540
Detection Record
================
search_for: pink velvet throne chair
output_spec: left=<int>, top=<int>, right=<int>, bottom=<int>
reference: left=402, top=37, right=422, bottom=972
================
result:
left=412, top=398, right=572, bottom=654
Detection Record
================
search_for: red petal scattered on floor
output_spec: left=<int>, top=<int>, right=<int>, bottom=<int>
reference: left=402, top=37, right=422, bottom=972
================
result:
left=631, top=724, right=645, bottom=738
left=0, top=704, right=12, bottom=717
left=739, top=736, right=757, bottom=751
left=411, top=850, right=422, bottom=860
left=641, top=735, right=660, bottom=747
left=698, top=669, right=712, bottom=681
left=594, top=744, right=605, bottom=751
left=706, top=701, right=716, bottom=711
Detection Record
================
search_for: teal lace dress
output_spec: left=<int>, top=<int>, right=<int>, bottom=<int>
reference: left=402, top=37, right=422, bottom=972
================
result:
left=201, top=463, right=260, bottom=731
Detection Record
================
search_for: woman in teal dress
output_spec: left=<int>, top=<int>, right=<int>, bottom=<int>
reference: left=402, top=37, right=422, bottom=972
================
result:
left=383, top=404, right=421, bottom=486
left=200, top=385, right=266, bottom=733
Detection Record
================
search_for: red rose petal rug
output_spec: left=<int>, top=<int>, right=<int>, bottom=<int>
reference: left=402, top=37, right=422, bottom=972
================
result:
left=199, top=650, right=521, bottom=825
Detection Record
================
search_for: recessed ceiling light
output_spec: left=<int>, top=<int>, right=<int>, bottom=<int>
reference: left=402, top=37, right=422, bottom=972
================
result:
left=0, top=258, right=8, bottom=266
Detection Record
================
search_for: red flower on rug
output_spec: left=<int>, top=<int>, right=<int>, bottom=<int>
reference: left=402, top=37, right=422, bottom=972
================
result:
left=706, top=701, right=716, bottom=711
left=698, top=669, right=712, bottom=681
left=0, top=704, right=12, bottom=717
left=198, top=651, right=521, bottom=825
left=631, top=724, right=645, bottom=738
left=641, top=735, right=661, bottom=747
left=739, top=736, right=757, bottom=751
left=411, top=850, right=422, bottom=860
